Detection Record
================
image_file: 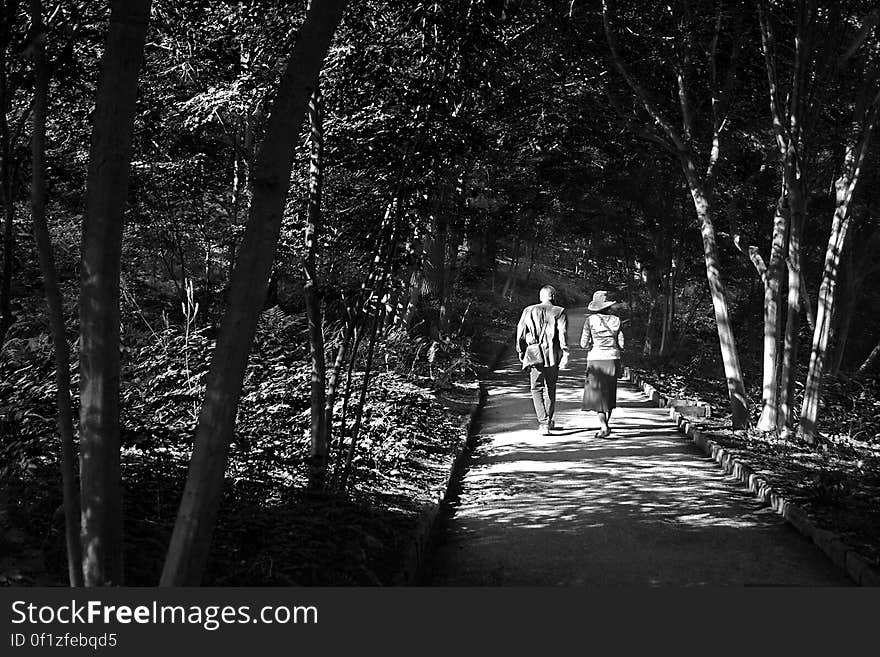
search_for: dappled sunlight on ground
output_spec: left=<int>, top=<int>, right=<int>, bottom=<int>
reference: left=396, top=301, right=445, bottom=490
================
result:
left=426, top=308, right=851, bottom=586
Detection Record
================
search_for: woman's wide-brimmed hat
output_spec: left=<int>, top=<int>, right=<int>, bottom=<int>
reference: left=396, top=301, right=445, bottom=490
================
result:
left=588, top=290, right=617, bottom=312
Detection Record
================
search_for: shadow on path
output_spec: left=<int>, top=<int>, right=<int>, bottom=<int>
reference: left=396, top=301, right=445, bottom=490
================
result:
left=425, top=307, right=851, bottom=586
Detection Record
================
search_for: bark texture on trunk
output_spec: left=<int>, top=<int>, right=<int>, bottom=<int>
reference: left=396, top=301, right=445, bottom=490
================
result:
left=756, top=192, right=789, bottom=431
left=689, top=184, right=749, bottom=427
left=800, top=103, right=878, bottom=441
left=304, top=84, right=327, bottom=491
left=0, top=11, right=15, bottom=345
left=29, top=0, right=83, bottom=587
left=778, top=192, right=804, bottom=434
left=78, top=0, right=152, bottom=586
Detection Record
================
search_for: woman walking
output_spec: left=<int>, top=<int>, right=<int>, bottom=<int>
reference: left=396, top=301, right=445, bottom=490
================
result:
left=580, top=290, right=625, bottom=438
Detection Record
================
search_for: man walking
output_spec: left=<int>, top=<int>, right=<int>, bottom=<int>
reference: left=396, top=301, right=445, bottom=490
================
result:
left=516, top=285, right=570, bottom=435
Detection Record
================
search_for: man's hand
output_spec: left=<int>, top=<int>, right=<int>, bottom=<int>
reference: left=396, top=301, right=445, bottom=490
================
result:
left=559, top=352, right=570, bottom=370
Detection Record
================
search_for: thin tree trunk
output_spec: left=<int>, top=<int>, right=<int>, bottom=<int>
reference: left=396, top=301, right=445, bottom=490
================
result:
left=500, top=236, right=520, bottom=300
left=829, top=260, right=857, bottom=375
left=78, top=0, right=152, bottom=586
left=778, top=193, right=804, bottom=434
left=324, top=312, right=355, bottom=455
left=659, top=264, right=675, bottom=356
left=160, top=0, right=349, bottom=586
left=0, top=170, right=12, bottom=344
left=28, top=0, right=83, bottom=587
left=800, top=103, right=878, bottom=441
left=643, top=297, right=655, bottom=356
left=402, top=260, right=423, bottom=330
left=856, top=338, right=880, bottom=376
left=340, top=304, right=384, bottom=491
left=227, top=10, right=255, bottom=284
left=427, top=209, right=447, bottom=297
left=335, top=197, right=404, bottom=488
left=673, top=289, right=701, bottom=356
left=395, top=221, right=422, bottom=332
left=525, top=238, right=536, bottom=282
left=440, top=221, right=462, bottom=332
left=0, top=13, right=14, bottom=345
left=427, top=208, right=448, bottom=336
left=332, top=200, right=399, bottom=476
left=658, top=294, right=669, bottom=356
left=332, top=325, right=363, bottom=487
left=303, top=83, right=327, bottom=491
left=757, top=191, right=789, bottom=431
left=799, top=206, right=850, bottom=440
left=799, top=273, right=816, bottom=332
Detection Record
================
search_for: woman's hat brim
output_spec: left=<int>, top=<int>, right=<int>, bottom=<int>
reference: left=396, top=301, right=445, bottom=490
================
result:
left=588, top=300, right=617, bottom=311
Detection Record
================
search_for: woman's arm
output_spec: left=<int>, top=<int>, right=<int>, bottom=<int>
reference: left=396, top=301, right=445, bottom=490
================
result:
left=579, top=315, right=592, bottom=350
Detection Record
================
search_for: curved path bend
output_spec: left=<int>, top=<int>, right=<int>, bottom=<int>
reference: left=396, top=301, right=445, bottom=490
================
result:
left=427, top=307, right=850, bottom=586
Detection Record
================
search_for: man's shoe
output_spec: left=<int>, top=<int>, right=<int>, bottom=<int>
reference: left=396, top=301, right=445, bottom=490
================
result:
left=548, top=419, right=555, bottom=430
left=539, top=424, right=550, bottom=436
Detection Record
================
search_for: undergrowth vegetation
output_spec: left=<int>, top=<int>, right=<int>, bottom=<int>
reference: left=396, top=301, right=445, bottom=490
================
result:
left=0, top=290, right=484, bottom=585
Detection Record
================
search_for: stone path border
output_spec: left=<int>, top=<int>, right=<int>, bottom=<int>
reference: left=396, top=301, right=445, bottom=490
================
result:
left=627, top=367, right=880, bottom=586
left=394, top=341, right=507, bottom=585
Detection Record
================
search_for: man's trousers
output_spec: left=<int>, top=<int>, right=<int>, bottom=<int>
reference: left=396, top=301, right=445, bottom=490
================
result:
left=529, top=364, right=558, bottom=426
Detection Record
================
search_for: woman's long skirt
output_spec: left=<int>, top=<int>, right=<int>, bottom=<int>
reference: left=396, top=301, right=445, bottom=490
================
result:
left=581, top=359, right=619, bottom=413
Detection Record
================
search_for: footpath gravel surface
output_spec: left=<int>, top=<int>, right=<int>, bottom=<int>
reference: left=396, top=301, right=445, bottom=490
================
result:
left=427, top=308, right=851, bottom=586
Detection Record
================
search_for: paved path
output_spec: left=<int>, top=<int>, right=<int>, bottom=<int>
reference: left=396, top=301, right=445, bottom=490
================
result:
left=427, top=307, right=851, bottom=586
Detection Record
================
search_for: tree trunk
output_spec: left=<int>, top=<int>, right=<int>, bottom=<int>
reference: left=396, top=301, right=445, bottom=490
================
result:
left=340, top=304, right=384, bottom=491
left=440, top=221, right=463, bottom=332
left=856, top=338, right=880, bottom=377
left=78, top=0, right=152, bottom=586
left=427, top=208, right=448, bottom=337
left=756, top=192, right=788, bottom=431
left=659, top=264, right=676, bottom=356
left=303, top=83, right=327, bottom=491
left=799, top=208, right=850, bottom=440
left=28, top=0, right=83, bottom=587
left=0, top=174, right=12, bottom=343
left=525, top=238, right=537, bottom=283
left=324, top=313, right=355, bottom=456
left=160, top=0, right=349, bottom=586
left=829, top=258, right=857, bottom=376
left=398, top=216, right=425, bottom=331
left=643, top=298, right=655, bottom=356
left=799, top=106, right=878, bottom=442
left=799, top=273, right=816, bottom=332
left=777, top=190, right=804, bottom=435
left=688, top=183, right=749, bottom=428
left=658, top=295, right=669, bottom=357
left=332, top=325, right=363, bottom=487
left=0, top=14, right=14, bottom=345
left=500, top=236, right=520, bottom=301
left=402, top=259, right=423, bottom=330
left=464, top=226, right=486, bottom=270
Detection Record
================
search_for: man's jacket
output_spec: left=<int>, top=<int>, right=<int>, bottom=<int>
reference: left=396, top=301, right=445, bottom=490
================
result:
left=516, top=302, right=570, bottom=367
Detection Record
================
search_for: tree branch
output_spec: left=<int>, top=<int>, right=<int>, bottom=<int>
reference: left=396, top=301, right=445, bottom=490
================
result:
left=601, top=0, right=688, bottom=153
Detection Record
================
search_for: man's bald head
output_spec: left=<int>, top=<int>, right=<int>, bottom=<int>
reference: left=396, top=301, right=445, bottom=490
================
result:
left=539, top=285, right=557, bottom=303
